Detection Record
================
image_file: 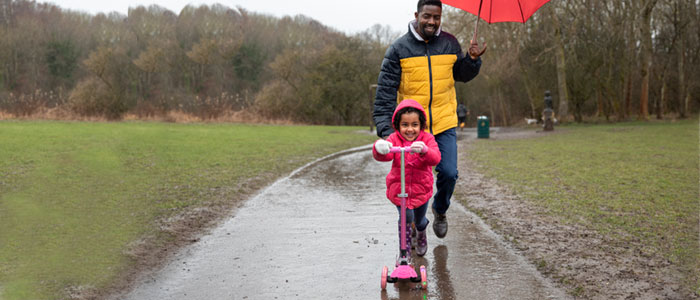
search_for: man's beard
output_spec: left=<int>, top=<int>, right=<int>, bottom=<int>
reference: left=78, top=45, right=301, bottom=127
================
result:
left=421, top=25, right=436, bottom=39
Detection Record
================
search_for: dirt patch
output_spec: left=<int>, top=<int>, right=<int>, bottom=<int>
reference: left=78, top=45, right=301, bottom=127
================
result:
left=73, top=173, right=280, bottom=300
left=454, top=129, right=697, bottom=299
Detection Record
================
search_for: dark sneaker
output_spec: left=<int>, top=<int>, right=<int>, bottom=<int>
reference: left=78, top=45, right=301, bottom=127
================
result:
left=432, top=208, right=448, bottom=238
left=416, top=229, right=427, bottom=256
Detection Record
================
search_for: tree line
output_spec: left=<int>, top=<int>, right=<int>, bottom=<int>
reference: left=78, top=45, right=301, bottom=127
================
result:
left=0, top=0, right=392, bottom=124
left=446, top=0, right=698, bottom=124
left=0, top=0, right=697, bottom=125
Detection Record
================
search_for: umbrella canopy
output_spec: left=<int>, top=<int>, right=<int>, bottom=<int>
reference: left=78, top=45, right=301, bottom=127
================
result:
left=442, top=0, right=551, bottom=55
left=442, top=0, right=551, bottom=24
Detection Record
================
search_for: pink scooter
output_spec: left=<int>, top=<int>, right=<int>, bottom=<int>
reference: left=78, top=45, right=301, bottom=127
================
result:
left=381, top=146, right=428, bottom=290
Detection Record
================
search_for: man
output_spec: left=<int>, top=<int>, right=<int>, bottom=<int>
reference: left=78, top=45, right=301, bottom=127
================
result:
left=543, top=90, right=555, bottom=131
left=457, top=103, right=468, bottom=130
left=373, top=0, right=486, bottom=238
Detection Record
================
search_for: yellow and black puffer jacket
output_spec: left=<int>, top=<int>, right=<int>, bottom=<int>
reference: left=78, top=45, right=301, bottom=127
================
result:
left=373, top=21, right=481, bottom=138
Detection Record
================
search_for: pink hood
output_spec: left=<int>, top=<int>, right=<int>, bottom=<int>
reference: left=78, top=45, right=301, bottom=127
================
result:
left=391, top=99, right=428, bottom=134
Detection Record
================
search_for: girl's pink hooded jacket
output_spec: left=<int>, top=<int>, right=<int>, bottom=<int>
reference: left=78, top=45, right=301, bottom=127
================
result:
left=372, top=99, right=441, bottom=209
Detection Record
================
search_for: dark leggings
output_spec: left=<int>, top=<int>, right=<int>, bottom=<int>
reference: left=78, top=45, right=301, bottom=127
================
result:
left=396, top=201, right=429, bottom=231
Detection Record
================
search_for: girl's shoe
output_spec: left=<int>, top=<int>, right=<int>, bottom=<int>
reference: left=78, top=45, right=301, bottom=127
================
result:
left=416, top=229, right=428, bottom=256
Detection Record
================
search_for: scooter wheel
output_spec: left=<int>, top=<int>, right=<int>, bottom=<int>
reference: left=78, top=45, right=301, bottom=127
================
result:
left=381, top=266, right=388, bottom=290
left=419, top=265, right=427, bottom=290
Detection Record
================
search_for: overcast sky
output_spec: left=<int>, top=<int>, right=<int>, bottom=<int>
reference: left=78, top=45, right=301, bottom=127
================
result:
left=46, top=0, right=419, bottom=34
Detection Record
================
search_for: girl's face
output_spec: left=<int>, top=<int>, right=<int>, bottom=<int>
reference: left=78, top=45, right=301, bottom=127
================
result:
left=399, top=112, right=421, bottom=141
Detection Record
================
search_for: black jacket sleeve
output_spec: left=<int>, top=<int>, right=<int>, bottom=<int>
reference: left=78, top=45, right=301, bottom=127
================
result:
left=453, top=52, right=482, bottom=83
left=373, top=45, right=401, bottom=138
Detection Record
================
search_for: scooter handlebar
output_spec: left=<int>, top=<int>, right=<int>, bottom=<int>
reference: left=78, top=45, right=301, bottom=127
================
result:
left=388, top=146, right=413, bottom=153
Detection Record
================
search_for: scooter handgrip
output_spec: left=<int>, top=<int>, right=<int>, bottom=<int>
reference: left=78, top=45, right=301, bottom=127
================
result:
left=389, top=146, right=411, bottom=153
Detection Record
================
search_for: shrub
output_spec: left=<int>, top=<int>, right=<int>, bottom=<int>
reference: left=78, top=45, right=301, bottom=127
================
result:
left=68, top=78, right=127, bottom=120
left=0, top=90, right=48, bottom=116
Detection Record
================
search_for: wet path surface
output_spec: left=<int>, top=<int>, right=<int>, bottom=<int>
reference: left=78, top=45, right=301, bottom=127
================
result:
left=121, top=145, right=569, bottom=300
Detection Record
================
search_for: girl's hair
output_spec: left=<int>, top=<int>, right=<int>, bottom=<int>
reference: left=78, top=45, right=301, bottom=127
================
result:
left=393, top=106, right=427, bottom=131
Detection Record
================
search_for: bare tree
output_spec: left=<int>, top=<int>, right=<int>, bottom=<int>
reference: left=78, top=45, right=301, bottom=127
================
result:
left=638, top=0, right=659, bottom=120
left=549, top=2, right=569, bottom=123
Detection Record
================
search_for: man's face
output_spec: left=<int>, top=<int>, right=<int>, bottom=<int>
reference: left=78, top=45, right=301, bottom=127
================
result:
left=414, top=5, right=442, bottom=40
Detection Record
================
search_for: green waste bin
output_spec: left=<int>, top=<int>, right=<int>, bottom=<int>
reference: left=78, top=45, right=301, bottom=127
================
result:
left=477, top=116, right=489, bottom=139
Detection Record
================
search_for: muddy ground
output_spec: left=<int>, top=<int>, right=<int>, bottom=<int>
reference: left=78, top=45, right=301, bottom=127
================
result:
left=78, top=173, right=282, bottom=300
left=454, top=127, right=696, bottom=299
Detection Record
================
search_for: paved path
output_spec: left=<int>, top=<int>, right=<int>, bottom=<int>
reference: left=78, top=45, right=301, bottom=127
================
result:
left=120, top=146, right=569, bottom=300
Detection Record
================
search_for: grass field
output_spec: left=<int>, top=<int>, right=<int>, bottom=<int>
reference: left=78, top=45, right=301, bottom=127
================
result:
left=467, top=120, right=700, bottom=293
left=0, top=121, right=375, bottom=299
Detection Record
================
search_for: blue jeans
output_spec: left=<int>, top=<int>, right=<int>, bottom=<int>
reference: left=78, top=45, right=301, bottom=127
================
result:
left=432, top=128, right=457, bottom=215
left=396, top=201, right=429, bottom=231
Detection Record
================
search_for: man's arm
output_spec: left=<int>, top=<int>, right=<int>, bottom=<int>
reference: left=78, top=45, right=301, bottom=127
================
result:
left=453, top=39, right=485, bottom=83
left=373, top=46, right=401, bottom=138
left=453, top=54, right=481, bottom=83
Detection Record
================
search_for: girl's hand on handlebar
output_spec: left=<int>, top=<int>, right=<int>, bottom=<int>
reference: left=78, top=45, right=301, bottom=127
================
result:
left=374, top=139, right=393, bottom=155
left=410, top=141, right=428, bottom=154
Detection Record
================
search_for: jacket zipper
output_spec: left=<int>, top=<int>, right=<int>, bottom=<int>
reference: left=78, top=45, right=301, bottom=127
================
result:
left=425, top=43, right=434, bottom=134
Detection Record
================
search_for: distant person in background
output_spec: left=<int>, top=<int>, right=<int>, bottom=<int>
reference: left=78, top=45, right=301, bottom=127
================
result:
left=543, top=90, right=554, bottom=131
left=544, top=90, right=553, bottom=110
left=457, top=103, right=468, bottom=130
left=373, top=0, right=486, bottom=238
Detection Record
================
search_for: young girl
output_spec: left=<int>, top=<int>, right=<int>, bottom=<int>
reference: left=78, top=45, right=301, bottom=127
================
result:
left=373, top=99, right=441, bottom=257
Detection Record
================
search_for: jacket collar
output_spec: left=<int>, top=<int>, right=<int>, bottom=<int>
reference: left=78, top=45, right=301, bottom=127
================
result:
left=409, top=19, right=442, bottom=42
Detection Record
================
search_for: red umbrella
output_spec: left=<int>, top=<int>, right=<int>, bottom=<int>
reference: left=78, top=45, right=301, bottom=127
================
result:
left=443, top=0, right=551, bottom=23
left=442, top=0, right=551, bottom=53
